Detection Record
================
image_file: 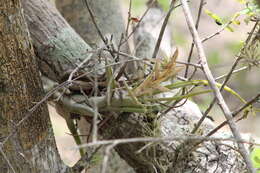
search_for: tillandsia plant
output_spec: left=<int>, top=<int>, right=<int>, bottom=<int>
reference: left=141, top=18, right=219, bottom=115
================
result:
left=44, top=48, right=258, bottom=118
left=43, top=0, right=259, bottom=124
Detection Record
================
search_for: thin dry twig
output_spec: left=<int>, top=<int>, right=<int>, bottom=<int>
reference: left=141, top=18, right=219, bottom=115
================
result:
left=83, top=0, right=106, bottom=45
left=101, top=143, right=117, bottom=173
left=83, top=0, right=115, bottom=58
left=180, top=0, right=255, bottom=172
left=215, top=66, right=248, bottom=80
left=119, top=0, right=156, bottom=47
left=132, top=1, right=186, bottom=57
left=176, top=60, right=202, bottom=68
left=0, top=145, right=16, bottom=173
left=125, top=0, right=132, bottom=37
left=192, top=22, right=259, bottom=134
left=233, top=93, right=260, bottom=116
left=152, top=0, right=177, bottom=59
left=184, top=0, right=205, bottom=78
left=92, top=68, right=99, bottom=142
left=201, top=21, right=233, bottom=43
left=67, top=47, right=106, bottom=82
left=192, top=57, right=242, bottom=134
left=64, top=146, right=101, bottom=173
left=76, top=135, right=260, bottom=149
left=207, top=93, right=260, bottom=137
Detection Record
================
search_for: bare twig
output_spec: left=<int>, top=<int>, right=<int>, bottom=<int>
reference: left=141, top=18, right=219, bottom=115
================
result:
left=233, top=93, right=260, bottom=117
left=65, top=146, right=101, bottom=173
left=192, top=57, right=242, bottom=134
left=83, top=0, right=115, bottom=57
left=176, top=60, right=202, bottom=68
left=122, top=0, right=186, bottom=48
left=92, top=68, right=99, bottom=142
left=125, top=0, right=132, bottom=37
left=184, top=0, right=205, bottom=78
left=201, top=21, right=233, bottom=43
left=68, top=48, right=103, bottom=81
left=207, top=93, right=260, bottom=137
left=76, top=135, right=260, bottom=149
left=215, top=66, right=248, bottom=80
left=0, top=146, right=16, bottom=173
left=119, top=0, right=156, bottom=47
left=136, top=142, right=153, bottom=153
left=83, top=0, right=107, bottom=45
left=101, top=143, right=117, bottom=173
left=180, top=0, right=255, bottom=172
left=152, top=0, right=177, bottom=59
left=182, top=0, right=206, bottom=99
left=132, top=12, right=167, bottom=56
left=108, top=49, right=153, bottom=67
left=192, top=22, right=259, bottom=134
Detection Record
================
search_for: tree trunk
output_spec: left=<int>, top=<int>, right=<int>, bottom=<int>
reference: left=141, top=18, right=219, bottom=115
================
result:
left=0, top=0, right=65, bottom=172
left=22, top=0, right=98, bottom=163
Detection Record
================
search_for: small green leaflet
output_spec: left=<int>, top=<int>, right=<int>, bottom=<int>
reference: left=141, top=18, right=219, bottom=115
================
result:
left=250, top=147, right=260, bottom=172
left=204, top=9, right=236, bottom=32
left=158, top=0, right=170, bottom=11
left=205, top=9, right=223, bottom=24
left=234, top=0, right=247, bottom=4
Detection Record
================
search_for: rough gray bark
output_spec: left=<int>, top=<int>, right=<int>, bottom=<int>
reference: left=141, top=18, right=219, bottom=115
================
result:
left=101, top=100, right=247, bottom=173
left=22, top=0, right=99, bottom=162
left=0, top=0, right=66, bottom=172
left=23, top=0, right=93, bottom=82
